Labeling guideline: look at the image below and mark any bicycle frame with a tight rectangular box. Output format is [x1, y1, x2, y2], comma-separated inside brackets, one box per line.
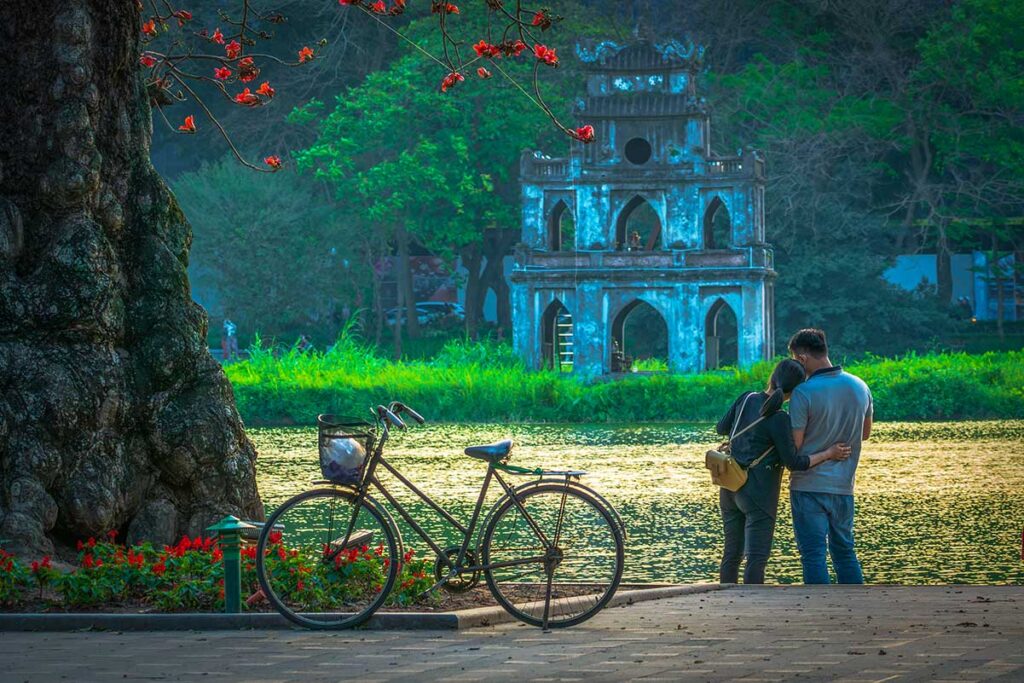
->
[337, 411, 563, 587]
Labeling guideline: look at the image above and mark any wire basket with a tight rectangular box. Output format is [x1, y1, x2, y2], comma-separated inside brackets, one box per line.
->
[317, 414, 376, 485]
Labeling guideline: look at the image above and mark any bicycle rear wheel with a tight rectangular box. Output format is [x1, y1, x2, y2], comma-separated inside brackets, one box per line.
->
[481, 483, 624, 628]
[256, 488, 399, 629]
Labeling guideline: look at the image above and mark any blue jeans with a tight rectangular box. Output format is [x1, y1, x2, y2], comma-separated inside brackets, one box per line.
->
[790, 491, 864, 584]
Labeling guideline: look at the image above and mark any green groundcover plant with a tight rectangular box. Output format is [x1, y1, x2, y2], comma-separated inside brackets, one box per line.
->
[0, 533, 434, 612]
[225, 338, 1024, 424]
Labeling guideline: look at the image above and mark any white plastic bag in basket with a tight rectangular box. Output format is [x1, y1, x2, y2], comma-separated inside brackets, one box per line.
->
[320, 436, 366, 482]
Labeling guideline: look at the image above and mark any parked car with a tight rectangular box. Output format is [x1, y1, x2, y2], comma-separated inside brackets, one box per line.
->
[384, 301, 465, 327]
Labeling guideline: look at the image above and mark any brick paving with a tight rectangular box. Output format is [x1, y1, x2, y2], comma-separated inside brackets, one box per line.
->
[1, 586, 1021, 682]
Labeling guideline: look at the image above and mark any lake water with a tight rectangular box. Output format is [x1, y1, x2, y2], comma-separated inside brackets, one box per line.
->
[251, 421, 1024, 585]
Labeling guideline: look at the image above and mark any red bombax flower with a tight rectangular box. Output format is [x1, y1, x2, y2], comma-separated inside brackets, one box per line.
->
[339, 0, 361, 5]
[432, 1, 458, 14]
[225, 40, 242, 60]
[211, 27, 225, 44]
[371, 0, 386, 12]
[238, 56, 259, 82]
[533, 44, 558, 66]
[473, 40, 500, 59]
[174, 9, 192, 26]
[298, 46, 314, 63]
[477, 66, 492, 79]
[531, 10, 550, 28]
[256, 81, 275, 98]
[264, 155, 282, 169]
[179, 115, 196, 133]
[574, 124, 595, 143]
[234, 88, 260, 106]
[141, 19, 157, 37]
[214, 66, 232, 80]
[139, 54, 157, 68]
[440, 71, 464, 93]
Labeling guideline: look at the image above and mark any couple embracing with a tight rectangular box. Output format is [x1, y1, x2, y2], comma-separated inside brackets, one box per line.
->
[715, 329, 873, 585]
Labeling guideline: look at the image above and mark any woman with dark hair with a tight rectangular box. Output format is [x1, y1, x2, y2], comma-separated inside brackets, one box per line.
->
[715, 359, 850, 584]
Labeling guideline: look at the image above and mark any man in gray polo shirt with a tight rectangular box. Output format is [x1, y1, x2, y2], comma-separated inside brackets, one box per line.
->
[787, 329, 873, 584]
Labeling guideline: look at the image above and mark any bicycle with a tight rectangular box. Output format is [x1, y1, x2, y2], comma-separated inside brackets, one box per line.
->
[255, 402, 625, 630]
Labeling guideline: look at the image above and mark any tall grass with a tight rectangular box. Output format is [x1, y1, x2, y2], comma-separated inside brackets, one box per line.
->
[225, 339, 1024, 425]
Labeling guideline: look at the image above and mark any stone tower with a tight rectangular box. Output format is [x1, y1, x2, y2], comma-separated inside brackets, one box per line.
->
[510, 39, 776, 375]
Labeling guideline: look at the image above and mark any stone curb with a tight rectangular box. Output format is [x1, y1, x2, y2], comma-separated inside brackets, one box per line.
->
[0, 583, 727, 632]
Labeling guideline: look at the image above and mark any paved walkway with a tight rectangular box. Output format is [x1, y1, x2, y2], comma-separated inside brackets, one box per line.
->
[2, 586, 1021, 682]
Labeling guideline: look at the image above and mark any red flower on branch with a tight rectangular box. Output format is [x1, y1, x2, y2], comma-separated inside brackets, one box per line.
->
[139, 54, 157, 68]
[501, 39, 527, 57]
[339, 0, 361, 5]
[533, 44, 558, 66]
[256, 81, 275, 98]
[214, 66, 232, 80]
[225, 40, 242, 60]
[211, 27, 225, 44]
[141, 19, 157, 37]
[371, 0, 386, 13]
[238, 57, 260, 82]
[573, 124, 595, 143]
[477, 66, 492, 79]
[178, 115, 197, 133]
[265, 155, 282, 170]
[298, 46, 314, 63]
[473, 40, 501, 58]
[234, 88, 260, 106]
[432, 2, 459, 14]
[440, 71, 464, 92]
[173, 10, 192, 26]
[531, 10, 552, 29]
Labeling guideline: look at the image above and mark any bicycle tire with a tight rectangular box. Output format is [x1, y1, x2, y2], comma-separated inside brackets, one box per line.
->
[481, 483, 624, 628]
[256, 487, 400, 629]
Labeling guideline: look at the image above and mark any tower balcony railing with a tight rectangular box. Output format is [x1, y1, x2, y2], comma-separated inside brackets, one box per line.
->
[521, 151, 765, 180]
[514, 246, 774, 271]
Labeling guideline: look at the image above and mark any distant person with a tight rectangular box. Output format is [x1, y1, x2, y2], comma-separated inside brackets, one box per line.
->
[222, 317, 239, 361]
[628, 230, 642, 251]
[787, 328, 873, 584]
[715, 359, 851, 584]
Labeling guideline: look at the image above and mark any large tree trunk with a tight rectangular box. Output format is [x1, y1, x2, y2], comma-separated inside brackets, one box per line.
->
[0, 1, 262, 555]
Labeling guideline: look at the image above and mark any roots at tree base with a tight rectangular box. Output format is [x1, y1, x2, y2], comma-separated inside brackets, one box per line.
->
[0, 0, 262, 554]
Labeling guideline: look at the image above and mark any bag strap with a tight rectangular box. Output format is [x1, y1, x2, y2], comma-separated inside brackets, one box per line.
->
[728, 393, 768, 443]
[747, 445, 775, 469]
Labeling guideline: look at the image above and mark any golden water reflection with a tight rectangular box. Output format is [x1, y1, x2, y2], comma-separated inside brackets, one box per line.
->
[252, 421, 1024, 585]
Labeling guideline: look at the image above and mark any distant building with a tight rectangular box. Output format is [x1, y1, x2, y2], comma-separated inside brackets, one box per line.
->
[510, 39, 775, 375]
[884, 252, 1021, 321]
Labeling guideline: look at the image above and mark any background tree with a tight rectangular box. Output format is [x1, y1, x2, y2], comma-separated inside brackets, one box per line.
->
[174, 157, 364, 343]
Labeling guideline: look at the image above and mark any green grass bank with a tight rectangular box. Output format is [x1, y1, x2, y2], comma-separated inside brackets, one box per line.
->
[224, 340, 1024, 425]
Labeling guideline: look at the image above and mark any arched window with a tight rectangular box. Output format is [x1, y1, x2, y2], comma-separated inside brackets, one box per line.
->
[611, 300, 668, 372]
[703, 197, 731, 249]
[615, 195, 662, 251]
[541, 300, 573, 372]
[547, 200, 575, 251]
[705, 299, 738, 369]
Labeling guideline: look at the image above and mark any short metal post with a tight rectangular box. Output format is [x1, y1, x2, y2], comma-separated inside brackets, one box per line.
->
[206, 515, 255, 614]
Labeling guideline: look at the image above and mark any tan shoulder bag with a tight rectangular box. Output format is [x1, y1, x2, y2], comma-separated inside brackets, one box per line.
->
[705, 393, 775, 492]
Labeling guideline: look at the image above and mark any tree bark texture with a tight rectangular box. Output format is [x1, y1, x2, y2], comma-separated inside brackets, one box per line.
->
[0, 1, 262, 555]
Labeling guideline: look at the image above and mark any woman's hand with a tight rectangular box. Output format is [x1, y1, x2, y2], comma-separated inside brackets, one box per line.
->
[826, 442, 852, 461]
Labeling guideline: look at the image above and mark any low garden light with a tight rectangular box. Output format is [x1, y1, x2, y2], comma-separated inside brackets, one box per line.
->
[206, 515, 255, 614]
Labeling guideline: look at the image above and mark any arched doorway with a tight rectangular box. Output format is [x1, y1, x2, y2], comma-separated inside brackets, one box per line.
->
[615, 196, 662, 251]
[703, 196, 731, 249]
[548, 201, 575, 252]
[611, 300, 668, 372]
[541, 300, 574, 372]
[705, 299, 738, 369]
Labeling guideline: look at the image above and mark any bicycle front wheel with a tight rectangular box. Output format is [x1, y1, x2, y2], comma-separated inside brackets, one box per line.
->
[256, 488, 399, 629]
[481, 483, 624, 628]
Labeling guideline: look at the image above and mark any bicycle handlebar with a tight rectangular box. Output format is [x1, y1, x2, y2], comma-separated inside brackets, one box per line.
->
[390, 402, 426, 425]
[376, 405, 406, 430]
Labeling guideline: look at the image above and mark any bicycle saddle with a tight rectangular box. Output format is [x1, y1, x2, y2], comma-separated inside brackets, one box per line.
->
[464, 439, 513, 463]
